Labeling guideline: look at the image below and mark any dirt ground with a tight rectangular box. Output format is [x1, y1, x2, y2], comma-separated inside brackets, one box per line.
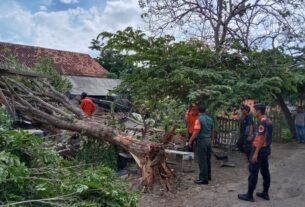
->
[138, 142, 305, 207]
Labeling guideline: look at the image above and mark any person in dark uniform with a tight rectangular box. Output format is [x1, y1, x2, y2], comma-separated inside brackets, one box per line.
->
[188, 104, 214, 185]
[238, 104, 272, 202]
[237, 104, 254, 160]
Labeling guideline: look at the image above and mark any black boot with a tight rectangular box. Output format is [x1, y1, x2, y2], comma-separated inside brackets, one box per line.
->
[256, 192, 270, 200]
[194, 179, 208, 185]
[238, 193, 254, 202]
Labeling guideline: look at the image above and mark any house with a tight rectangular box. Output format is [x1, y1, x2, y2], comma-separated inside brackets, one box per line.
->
[0, 42, 121, 98]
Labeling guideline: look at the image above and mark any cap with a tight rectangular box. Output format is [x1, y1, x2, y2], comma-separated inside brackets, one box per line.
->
[253, 103, 266, 111]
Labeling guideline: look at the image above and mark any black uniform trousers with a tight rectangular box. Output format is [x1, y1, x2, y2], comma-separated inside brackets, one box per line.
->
[196, 139, 211, 181]
[248, 147, 271, 194]
[237, 135, 252, 161]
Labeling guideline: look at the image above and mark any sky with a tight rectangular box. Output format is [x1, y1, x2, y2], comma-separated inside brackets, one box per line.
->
[0, 0, 145, 56]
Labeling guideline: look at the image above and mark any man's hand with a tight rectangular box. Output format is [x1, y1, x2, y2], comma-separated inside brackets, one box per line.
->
[188, 140, 193, 148]
[251, 153, 258, 163]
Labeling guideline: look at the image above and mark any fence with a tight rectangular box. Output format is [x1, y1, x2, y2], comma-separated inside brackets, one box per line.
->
[214, 117, 239, 149]
[214, 113, 286, 149]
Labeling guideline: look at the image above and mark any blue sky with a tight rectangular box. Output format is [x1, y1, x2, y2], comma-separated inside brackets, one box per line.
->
[0, 0, 144, 56]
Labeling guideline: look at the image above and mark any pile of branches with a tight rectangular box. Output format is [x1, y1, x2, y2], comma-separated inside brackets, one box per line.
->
[0, 66, 173, 190]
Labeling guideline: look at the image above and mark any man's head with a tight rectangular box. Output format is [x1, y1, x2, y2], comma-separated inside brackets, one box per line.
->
[240, 104, 251, 116]
[253, 103, 266, 117]
[81, 92, 88, 100]
[197, 104, 206, 114]
[190, 103, 198, 115]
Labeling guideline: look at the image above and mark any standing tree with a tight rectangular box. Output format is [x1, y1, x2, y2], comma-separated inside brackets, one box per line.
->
[237, 49, 305, 138]
[91, 27, 305, 138]
[91, 27, 240, 114]
[137, 0, 305, 137]
[139, 0, 305, 51]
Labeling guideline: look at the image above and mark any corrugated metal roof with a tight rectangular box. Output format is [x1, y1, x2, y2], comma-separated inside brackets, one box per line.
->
[67, 75, 121, 96]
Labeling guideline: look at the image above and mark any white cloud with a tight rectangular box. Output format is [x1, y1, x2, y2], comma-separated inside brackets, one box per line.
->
[40, 5, 48, 11]
[0, 0, 144, 56]
[59, 0, 79, 4]
[0, 2, 34, 43]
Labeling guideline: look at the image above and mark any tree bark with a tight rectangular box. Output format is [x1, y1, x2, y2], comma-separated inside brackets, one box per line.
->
[275, 93, 296, 138]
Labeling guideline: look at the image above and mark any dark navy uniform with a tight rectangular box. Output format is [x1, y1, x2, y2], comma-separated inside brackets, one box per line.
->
[248, 116, 271, 195]
[238, 103, 273, 202]
[237, 114, 253, 160]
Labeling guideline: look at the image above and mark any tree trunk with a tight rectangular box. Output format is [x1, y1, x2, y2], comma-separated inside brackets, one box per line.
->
[21, 108, 173, 190]
[275, 93, 296, 138]
[59, 120, 172, 188]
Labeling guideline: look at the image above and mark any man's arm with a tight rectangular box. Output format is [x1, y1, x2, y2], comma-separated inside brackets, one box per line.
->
[247, 125, 254, 141]
[252, 134, 264, 163]
[188, 130, 199, 147]
[188, 119, 200, 147]
[252, 123, 266, 163]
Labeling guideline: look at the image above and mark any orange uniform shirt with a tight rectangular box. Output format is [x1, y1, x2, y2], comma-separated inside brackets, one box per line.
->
[80, 97, 95, 117]
[186, 111, 199, 134]
[194, 119, 201, 131]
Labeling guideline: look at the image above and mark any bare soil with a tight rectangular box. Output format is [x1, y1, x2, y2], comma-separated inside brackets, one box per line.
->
[138, 142, 305, 207]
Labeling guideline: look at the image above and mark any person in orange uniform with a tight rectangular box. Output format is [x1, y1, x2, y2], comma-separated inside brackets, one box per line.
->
[238, 104, 272, 202]
[80, 92, 96, 117]
[185, 104, 199, 151]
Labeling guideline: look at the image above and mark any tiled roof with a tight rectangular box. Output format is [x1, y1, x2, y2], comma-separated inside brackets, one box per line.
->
[0, 42, 107, 77]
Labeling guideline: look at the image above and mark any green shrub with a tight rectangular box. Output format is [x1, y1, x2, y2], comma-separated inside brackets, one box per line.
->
[76, 139, 118, 169]
[0, 107, 11, 130]
[0, 109, 138, 207]
[281, 127, 293, 142]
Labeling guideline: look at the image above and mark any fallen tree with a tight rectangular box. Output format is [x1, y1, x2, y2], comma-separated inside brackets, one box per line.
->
[0, 66, 173, 190]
